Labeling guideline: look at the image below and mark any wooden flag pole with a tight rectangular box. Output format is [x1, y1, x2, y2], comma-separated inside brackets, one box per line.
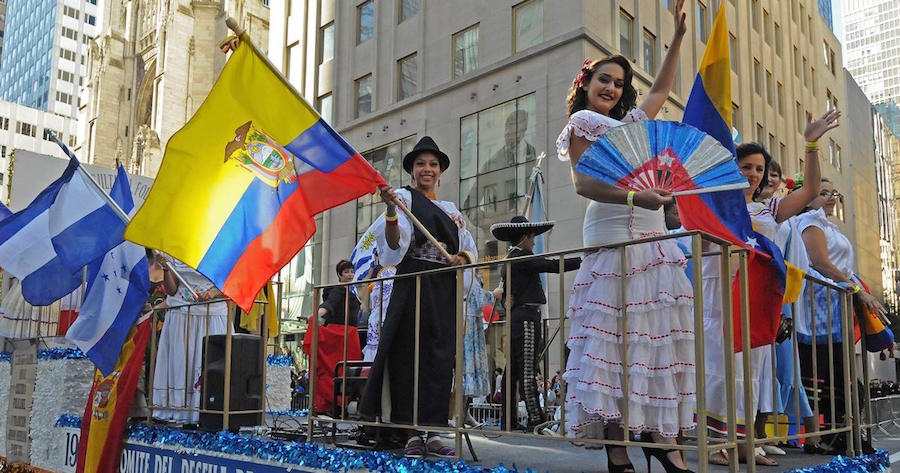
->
[394, 199, 456, 263]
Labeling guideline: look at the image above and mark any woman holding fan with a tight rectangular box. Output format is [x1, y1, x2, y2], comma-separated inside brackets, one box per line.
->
[557, 1, 694, 472]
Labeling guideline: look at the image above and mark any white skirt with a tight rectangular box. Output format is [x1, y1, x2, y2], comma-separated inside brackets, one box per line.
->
[151, 306, 227, 423]
[563, 239, 696, 438]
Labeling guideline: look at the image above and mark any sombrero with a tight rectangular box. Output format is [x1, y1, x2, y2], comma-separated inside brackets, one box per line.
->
[490, 216, 555, 242]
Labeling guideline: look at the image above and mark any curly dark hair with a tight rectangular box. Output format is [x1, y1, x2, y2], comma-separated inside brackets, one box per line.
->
[565, 55, 637, 120]
[736, 142, 773, 200]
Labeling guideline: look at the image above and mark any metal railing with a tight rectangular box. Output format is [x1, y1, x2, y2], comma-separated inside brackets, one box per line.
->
[301, 230, 871, 473]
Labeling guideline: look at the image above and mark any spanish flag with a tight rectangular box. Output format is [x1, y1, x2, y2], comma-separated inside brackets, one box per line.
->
[75, 314, 151, 473]
[678, 5, 793, 352]
[125, 31, 385, 310]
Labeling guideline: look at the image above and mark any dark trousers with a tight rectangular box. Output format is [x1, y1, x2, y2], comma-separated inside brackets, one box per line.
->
[500, 305, 545, 429]
[798, 341, 847, 431]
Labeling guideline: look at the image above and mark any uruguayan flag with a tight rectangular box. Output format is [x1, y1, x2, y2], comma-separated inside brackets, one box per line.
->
[65, 165, 149, 375]
[0, 156, 126, 305]
[350, 214, 384, 292]
[529, 166, 548, 289]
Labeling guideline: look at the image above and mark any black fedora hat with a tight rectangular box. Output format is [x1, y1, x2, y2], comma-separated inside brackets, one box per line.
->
[402, 136, 450, 173]
[490, 216, 555, 242]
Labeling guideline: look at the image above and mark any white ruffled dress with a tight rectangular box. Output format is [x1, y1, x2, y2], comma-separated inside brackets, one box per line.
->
[558, 109, 696, 438]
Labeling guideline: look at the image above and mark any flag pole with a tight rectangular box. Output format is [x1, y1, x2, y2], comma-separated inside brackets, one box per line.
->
[49, 135, 201, 299]
[522, 153, 546, 219]
[224, 18, 457, 264]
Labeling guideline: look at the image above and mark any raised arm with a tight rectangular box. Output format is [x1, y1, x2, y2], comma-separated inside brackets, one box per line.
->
[638, 0, 686, 119]
[775, 110, 840, 222]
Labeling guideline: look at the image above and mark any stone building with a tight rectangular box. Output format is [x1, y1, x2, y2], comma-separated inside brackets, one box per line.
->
[75, 0, 269, 176]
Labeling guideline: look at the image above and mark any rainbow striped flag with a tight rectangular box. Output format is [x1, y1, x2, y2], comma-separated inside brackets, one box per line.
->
[125, 34, 385, 310]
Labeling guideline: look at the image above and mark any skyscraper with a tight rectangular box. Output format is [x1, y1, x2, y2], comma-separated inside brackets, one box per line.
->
[0, 0, 97, 118]
[844, 0, 900, 132]
[818, 0, 835, 31]
[0, 0, 8, 67]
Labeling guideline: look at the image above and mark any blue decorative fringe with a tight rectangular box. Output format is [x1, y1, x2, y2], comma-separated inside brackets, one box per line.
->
[266, 354, 292, 366]
[784, 449, 889, 473]
[37, 347, 86, 360]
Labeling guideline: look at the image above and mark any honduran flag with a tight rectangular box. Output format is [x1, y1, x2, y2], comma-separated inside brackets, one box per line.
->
[0, 155, 126, 305]
[124, 33, 386, 310]
[677, 4, 787, 352]
[66, 165, 150, 375]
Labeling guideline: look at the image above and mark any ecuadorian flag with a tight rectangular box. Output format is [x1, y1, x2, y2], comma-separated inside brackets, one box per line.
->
[125, 34, 385, 310]
[678, 5, 795, 352]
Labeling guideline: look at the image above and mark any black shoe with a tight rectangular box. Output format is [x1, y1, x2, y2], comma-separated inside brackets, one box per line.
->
[640, 432, 693, 473]
[803, 442, 836, 455]
[606, 446, 636, 473]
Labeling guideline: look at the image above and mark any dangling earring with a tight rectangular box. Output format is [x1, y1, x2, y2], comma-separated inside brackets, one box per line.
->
[438, 178, 442, 188]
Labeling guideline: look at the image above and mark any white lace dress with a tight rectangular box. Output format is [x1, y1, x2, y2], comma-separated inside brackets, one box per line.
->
[558, 109, 696, 438]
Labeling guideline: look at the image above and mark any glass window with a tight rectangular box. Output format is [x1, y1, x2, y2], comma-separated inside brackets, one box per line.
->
[357, 136, 418, 239]
[729, 33, 737, 71]
[453, 25, 479, 78]
[751, 0, 760, 31]
[796, 101, 804, 130]
[357, 1, 374, 44]
[276, 214, 323, 333]
[316, 93, 333, 124]
[732, 102, 740, 134]
[800, 4, 806, 34]
[619, 9, 633, 58]
[756, 123, 764, 144]
[397, 53, 417, 100]
[513, 0, 543, 53]
[763, 10, 771, 44]
[793, 47, 800, 76]
[775, 23, 782, 55]
[830, 49, 836, 74]
[399, 0, 420, 23]
[662, 0, 673, 12]
[320, 22, 334, 64]
[459, 94, 537, 283]
[355, 74, 373, 118]
[823, 42, 830, 70]
[642, 29, 657, 75]
[753, 59, 762, 95]
[777, 81, 784, 115]
[766, 70, 773, 105]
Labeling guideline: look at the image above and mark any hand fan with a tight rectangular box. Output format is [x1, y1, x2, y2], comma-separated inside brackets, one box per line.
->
[576, 120, 748, 196]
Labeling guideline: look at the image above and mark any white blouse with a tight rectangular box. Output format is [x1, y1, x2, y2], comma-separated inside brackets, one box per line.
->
[375, 188, 479, 268]
[556, 108, 664, 247]
[797, 208, 854, 277]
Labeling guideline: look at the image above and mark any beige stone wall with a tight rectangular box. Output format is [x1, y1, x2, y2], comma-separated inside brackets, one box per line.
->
[77, 0, 269, 177]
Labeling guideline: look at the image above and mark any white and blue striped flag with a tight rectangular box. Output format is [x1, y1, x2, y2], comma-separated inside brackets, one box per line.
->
[65, 165, 150, 375]
[350, 214, 384, 293]
[528, 166, 548, 289]
[0, 156, 126, 305]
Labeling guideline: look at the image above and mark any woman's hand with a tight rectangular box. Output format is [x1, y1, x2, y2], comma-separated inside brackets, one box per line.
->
[804, 109, 841, 142]
[857, 291, 887, 317]
[632, 189, 673, 211]
[379, 185, 398, 210]
[672, 0, 687, 40]
[449, 254, 468, 266]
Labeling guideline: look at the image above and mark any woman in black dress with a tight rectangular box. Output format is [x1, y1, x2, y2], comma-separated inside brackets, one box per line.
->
[358, 136, 477, 459]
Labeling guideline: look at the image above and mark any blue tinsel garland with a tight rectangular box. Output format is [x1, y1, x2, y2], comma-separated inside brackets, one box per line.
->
[0, 352, 10, 363]
[266, 354, 292, 366]
[52, 412, 890, 473]
[784, 449, 889, 473]
[37, 347, 86, 360]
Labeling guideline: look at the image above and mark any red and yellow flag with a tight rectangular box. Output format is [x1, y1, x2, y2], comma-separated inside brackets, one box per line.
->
[75, 315, 151, 473]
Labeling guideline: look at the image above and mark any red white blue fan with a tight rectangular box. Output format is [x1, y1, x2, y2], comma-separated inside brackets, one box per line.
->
[576, 120, 748, 196]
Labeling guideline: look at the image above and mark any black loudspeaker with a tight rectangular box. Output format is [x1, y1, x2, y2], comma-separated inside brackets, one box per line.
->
[199, 334, 263, 431]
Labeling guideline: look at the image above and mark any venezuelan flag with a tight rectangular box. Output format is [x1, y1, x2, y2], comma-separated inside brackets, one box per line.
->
[125, 33, 385, 310]
[678, 4, 789, 352]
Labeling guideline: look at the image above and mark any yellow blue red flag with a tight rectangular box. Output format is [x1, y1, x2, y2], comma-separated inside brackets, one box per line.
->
[678, 4, 789, 353]
[124, 34, 385, 310]
[75, 314, 151, 473]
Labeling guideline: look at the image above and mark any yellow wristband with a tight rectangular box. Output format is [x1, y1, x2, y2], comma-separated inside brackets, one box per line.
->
[853, 285, 862, 294]
[385, 213, 398, 222]
[805, 140, 819, 149]
[626, 190, 636, 207]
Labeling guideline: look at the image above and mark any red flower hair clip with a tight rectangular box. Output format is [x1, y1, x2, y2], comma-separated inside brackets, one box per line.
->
[572, 58, 593, 88]
[784, 178, 796, 190]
